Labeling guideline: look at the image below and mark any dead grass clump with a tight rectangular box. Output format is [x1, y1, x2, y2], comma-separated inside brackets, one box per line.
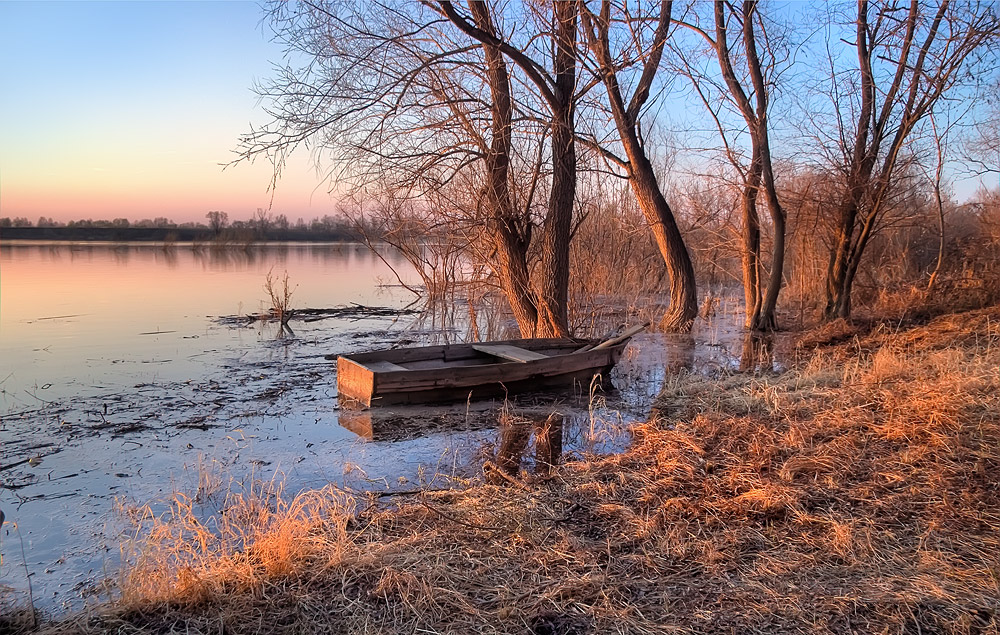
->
[118, 481, 352, 608]
[263, 268, 296, 327]
[873, 269, 1000, 322]
[0, 604, 38, 635]
[637, 306, 1000, 628]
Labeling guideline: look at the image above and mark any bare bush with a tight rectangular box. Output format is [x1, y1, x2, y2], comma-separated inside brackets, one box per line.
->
[264, 268, 295, 327]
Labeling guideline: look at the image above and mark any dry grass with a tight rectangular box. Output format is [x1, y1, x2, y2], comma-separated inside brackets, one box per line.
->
[1, 604, 38, 635]
[116, 481, 353, 608]
[43, 307, 1000, 634]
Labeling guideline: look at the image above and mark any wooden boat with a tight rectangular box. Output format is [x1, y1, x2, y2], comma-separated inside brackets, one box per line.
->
[333, 327, 643, 408]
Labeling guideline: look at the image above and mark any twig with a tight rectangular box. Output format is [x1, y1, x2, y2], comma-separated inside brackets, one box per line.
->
[14, 522, 37, 629]
[419, 498, 499, 533]
[374, 487, 456, 498]
[0, 458, 31, 473]
[481, 461, 530, 490]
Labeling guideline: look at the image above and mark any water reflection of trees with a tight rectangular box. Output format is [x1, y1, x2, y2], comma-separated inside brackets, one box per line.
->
[492, 413, 564, 479]
[194, 245, 258, 270]
[488, 406, 631, 480]
[157, 243, 179, 268]
[110, 243, 132, 266]
[739, 332, 775, 374]
[409, 288, 521, 345]
[667, 334, 696, 374]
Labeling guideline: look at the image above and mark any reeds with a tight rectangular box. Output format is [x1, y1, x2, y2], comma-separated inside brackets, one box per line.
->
[45, 306, 1000, 634]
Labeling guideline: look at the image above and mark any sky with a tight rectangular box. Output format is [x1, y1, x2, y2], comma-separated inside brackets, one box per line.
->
[0, 1, 993, 227]
[0, 0, 330, 225]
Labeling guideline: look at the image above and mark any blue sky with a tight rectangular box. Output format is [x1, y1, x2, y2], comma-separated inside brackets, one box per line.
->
[0, 1, 329, 224]
[0, 1, 993, 226]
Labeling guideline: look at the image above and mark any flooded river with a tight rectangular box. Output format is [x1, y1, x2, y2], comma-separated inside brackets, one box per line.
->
[0, 241, 772, 617]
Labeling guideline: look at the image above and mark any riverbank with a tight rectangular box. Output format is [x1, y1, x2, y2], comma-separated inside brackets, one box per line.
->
[18, 305, 999, 634]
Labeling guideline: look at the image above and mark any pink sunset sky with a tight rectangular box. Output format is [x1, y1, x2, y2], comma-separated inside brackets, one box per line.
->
[0, 1, 334, 226]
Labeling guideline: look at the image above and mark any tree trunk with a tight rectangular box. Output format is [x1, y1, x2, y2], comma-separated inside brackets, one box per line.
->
[825, 195, 858, 320]
[469, 0, 538, 337]
[703, 0, 787, 332]
[580, 0, 698, 332]
[492, 220, 538, 336]
[754, 200, 784, 330]
[754, 133, 786, 331]
[740, 157, 763, 329]
[626, 150, 699, 332]
[534, 1, 576, 338]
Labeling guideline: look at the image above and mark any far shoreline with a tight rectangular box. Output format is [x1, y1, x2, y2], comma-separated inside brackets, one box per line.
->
[0, 226, 362, 243]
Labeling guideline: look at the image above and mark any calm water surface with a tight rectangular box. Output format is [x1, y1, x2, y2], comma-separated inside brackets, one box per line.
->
[1, 241, 412, 409]
[0, 242, 439, 613]
[1, 242, 662, 616]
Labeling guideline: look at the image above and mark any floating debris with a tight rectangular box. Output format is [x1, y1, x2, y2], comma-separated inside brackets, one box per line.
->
[216, 304, 421, 326]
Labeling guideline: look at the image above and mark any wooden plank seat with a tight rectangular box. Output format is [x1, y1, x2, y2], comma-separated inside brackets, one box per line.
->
[472, 343, 550, 363]
[363, 360, 408, 372]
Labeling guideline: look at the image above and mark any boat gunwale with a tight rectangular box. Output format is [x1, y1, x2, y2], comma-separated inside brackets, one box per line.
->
[336, 337, 594, 369]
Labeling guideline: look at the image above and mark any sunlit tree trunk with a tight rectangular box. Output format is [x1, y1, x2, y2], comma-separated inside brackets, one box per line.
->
[740, 156, 763, 329]
[580, 0, 698, 332]
[618, 126, 699, 332]
[469, 1, 539, 336]
[534, 1, 577, 338]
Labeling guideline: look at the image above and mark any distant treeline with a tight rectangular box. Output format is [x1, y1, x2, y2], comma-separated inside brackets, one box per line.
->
[0, 212, 366, 242]
[0, 225, 361, 242]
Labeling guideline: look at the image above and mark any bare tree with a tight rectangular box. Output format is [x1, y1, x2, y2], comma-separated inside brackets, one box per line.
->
[430, 0, 580, 337]
[815, 0, 999, 319]
[924, 111, 962, 292]
[205, 210, 229, 236]
[675, 0, 791, 331]
[252, 207, 271, 237]
[235, 1, 572, 337]
[578, 0, 699, 332]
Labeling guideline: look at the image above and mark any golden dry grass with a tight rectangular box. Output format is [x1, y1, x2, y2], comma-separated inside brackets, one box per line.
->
[44, 307, 1000, 634]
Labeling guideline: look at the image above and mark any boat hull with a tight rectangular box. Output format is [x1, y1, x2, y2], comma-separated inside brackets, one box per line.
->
[335, 338, 627, 407]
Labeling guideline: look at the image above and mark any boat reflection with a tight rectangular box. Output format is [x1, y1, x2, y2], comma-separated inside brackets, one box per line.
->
[337, 403, 498, 442]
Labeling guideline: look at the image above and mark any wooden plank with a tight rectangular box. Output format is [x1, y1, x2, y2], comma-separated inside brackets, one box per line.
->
[593, 322, 649, 350]
[337, 357, 375, 407]
[472, 344, 550, 363]
[363, 360, 408, 373]
[376, 349, 609, 393]
[327, 338, 583, 363]
[369, 366, 618, 406]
